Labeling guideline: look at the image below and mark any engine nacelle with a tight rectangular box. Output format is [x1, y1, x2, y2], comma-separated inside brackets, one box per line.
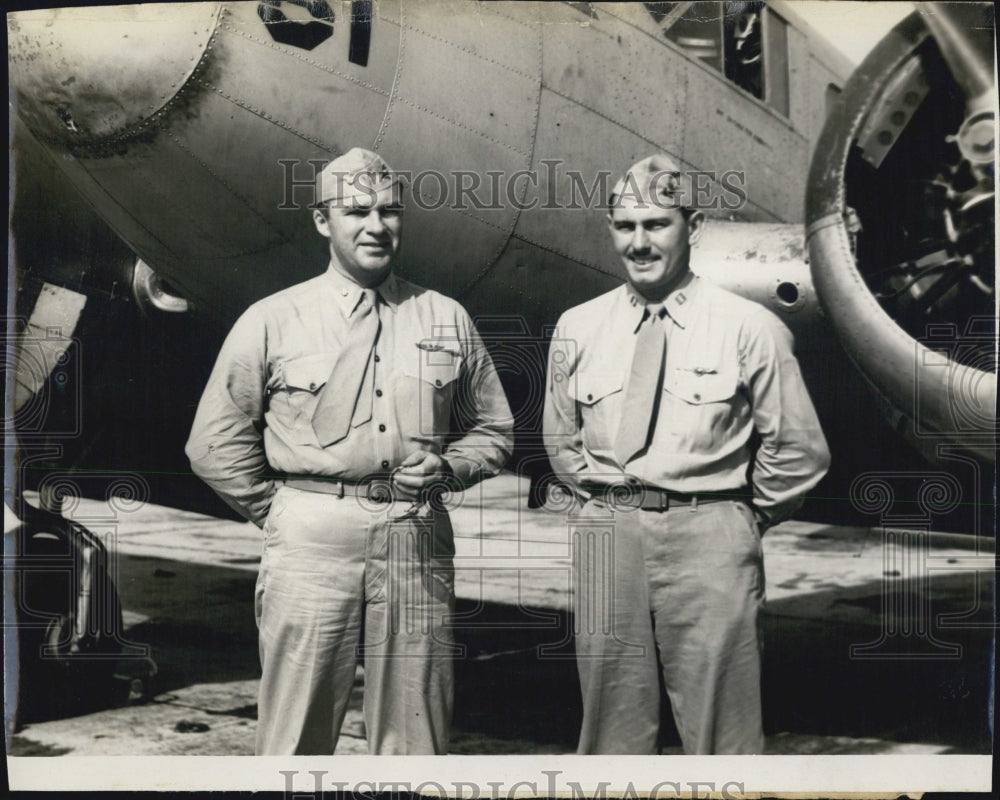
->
[806, 6, 996, 464]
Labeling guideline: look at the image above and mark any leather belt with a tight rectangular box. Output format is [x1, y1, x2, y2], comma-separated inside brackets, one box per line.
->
[280, 476, 395, 502]
[585, 482, 749, 512]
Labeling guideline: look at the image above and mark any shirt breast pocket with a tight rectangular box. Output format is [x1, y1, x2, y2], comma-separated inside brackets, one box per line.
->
[269, 353, 336, 442]
[568, 370, 624, 454]
[399, 353, 462, 437]
[662, 367, 739, 447]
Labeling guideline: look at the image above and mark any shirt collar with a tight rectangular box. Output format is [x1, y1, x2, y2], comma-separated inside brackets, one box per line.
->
[622, 284, 648, 334]
[662, 271, 699, 329]
[323, 263, 400, 316]
[622, 271, 699, 332]
[376, 273, 401, 312]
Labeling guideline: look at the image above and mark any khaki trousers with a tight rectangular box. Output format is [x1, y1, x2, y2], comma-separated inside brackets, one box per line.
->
[573, 498, 765, 754]
[254, 486, 455, 754]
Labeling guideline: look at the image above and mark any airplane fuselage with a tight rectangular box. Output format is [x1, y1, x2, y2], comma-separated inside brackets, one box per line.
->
[8, 1, 850, 332]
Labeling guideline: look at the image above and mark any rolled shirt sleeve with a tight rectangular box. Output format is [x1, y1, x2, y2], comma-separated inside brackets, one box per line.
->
[185, 308, 276, 528]
[543, 317, 590, 498]
[442, 311, 514, 486]
[740, 310, 831, 525]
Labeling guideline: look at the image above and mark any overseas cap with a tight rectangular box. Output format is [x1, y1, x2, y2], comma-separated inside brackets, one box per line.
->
[609, 153, 693, 210]
[315, 147, 405, 206]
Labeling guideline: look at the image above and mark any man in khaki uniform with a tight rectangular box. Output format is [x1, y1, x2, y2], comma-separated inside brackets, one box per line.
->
[544, 154, 830, 754]
[187, 148, 513, 754]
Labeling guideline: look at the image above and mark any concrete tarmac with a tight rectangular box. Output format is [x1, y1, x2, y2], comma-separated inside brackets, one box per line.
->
[5, 473, 994, 756]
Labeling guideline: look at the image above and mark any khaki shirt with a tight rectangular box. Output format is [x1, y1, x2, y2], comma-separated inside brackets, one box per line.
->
[186, 266, 514, 527]
[543, 274, 830, 524]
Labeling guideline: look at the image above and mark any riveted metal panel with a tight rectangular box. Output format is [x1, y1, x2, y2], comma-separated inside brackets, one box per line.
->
[7, 3, 220, 146]
[514, 87, 697, 278]
[379, 98, 533, 295]
[147, 89, 331, 249]
[802, 38, 850, 150]
[786, 19, 817, 147]
[375, 0, 543, 297]
[63, 109, 294, 260]
[379, 0, 543, 79]
[681, 53, 806, 222]
[540, 4, 687, 157]
[214, 1, 399, 149]
[457, 234, 621, 332]
[380, 0, 540, 158]
[49, 87, 348, 309]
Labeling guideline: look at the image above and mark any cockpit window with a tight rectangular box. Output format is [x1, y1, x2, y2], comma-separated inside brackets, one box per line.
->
[725, 5, 762, 97]
[647, 1, 726, 73]
[644, 1, 789, 115]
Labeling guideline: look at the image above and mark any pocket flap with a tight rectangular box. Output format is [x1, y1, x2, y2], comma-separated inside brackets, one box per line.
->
[567, 370, 624, 406]
[280, 354, 336, 393]
[664, 367, 737, 404]
[403, 350, 462, 388]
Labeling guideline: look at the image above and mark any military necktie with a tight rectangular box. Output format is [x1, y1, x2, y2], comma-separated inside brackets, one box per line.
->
[613, 304, 666, 466]
[312, 288, 380, 446]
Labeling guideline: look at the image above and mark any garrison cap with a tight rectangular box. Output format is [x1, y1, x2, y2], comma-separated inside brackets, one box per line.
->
[316, 147, 405, 206]
[609, 153, 693, 210]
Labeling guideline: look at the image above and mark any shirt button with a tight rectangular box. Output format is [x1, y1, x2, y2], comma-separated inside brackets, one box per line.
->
[381, 460, 389, 469]
[587, 393, 593, 401]
[374, 354, 381, 363]
[435, 379, 442, 387]
[375, 389, 383, 397]
[378, 424, 386, 432]
[309, 382, 316, 391]
[693, 393, 701, 401]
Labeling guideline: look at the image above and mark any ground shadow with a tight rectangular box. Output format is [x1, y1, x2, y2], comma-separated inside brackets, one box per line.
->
[761, 570, 993, 753]
[11, 551, 992, 754]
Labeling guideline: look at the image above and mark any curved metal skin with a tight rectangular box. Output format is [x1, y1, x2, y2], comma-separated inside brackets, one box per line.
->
[132, 260, 191, 315]
[6, 0, 846, 511]
[692, 221, 817, 321]
[7, 1, 847, 338]
[10, 0, 992, 522]
[806, 10, 996, 464]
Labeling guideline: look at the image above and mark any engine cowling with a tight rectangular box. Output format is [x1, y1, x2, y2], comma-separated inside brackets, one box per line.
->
[806, 6, 996, 464]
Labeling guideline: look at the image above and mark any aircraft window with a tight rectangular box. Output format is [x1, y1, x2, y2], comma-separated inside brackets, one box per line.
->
[653, 1, 725, 73]
[257, 0, 335, 51]
[349, 0, 372, 66]
[645, 2, 789, 116]
[724, 6, 763, 99]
